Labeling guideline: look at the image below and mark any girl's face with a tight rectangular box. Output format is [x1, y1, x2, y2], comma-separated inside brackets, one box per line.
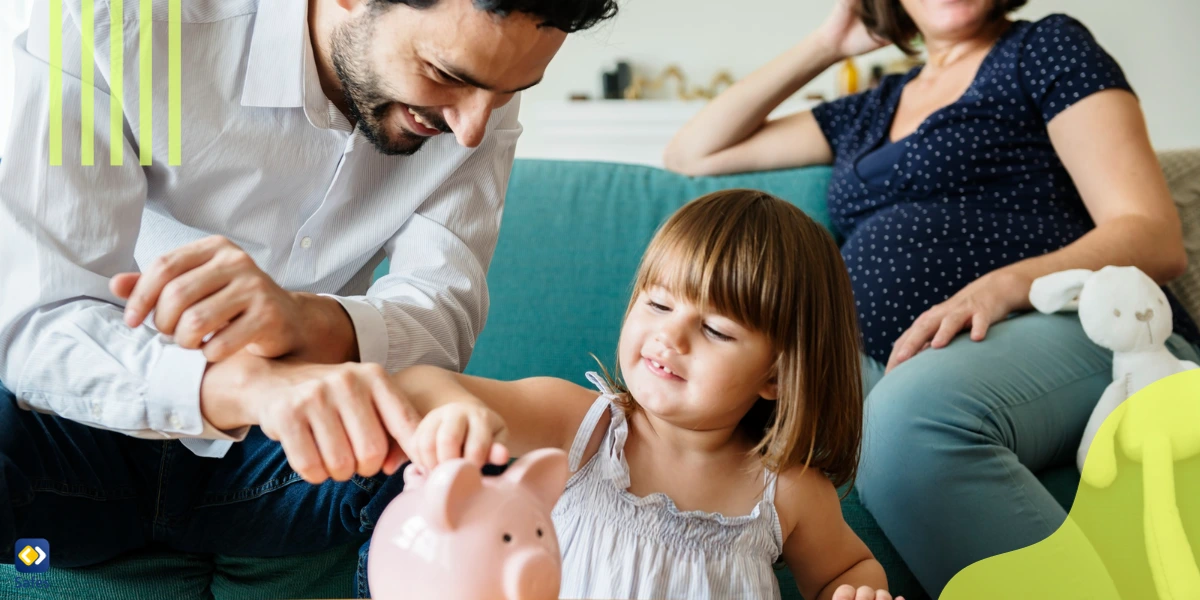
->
[898, 0, 996, 42]
[618, 285, 779, 430]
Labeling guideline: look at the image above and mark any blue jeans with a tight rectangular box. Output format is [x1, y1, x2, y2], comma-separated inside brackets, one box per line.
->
[855, 312, 1200, 597]
[0, 384, 408, 598]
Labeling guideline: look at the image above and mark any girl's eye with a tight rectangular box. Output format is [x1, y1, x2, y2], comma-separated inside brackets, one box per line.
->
[704, 324, 733, 342]
[646, 300, 669, 312]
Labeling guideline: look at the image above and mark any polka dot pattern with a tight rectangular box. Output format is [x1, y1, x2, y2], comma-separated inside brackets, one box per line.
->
[812, 14, 1199, 363]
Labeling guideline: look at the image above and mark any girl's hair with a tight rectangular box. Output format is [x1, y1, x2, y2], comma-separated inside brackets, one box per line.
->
[856, 0, 1027, 55]
[599, 189, 863, 489]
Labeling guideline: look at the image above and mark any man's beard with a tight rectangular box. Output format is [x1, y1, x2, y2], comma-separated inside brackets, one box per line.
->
[330, 15, 451, 156]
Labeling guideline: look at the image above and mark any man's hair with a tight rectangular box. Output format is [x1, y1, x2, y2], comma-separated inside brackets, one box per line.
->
[378, 0, 618, 33]
[857, 0, 1027, 55]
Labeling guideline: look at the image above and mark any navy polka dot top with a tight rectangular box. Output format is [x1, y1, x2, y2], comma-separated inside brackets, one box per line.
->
[813, 13, 1200, 363]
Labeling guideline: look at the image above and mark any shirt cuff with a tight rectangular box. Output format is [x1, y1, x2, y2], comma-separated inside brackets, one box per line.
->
[324, 294, 389, 367]
[146, 343, 250, 458]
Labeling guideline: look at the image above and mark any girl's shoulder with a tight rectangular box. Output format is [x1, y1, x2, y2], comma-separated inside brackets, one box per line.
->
[772, 463, 841, 542]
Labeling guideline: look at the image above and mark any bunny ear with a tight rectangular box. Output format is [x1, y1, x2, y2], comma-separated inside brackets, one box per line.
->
[422, 459, 482, 531]
[1030, 269, 1094, 314]
[503, 448, 569, 511]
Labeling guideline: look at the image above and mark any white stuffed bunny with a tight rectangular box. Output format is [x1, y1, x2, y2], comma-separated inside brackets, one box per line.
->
[1029, 265, 1200, 472]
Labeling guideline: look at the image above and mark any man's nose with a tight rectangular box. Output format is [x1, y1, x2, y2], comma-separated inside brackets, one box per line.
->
[448, 92, 496, 149]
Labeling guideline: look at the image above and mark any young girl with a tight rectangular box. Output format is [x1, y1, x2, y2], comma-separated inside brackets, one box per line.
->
[394, 190, 901, 600]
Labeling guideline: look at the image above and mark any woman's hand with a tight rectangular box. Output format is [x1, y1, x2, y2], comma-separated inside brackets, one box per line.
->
[832, 584, 903, 600]
[886, 270, 1034, 373]
[817, 0, 889, 60]
[410, 402, 510, 474]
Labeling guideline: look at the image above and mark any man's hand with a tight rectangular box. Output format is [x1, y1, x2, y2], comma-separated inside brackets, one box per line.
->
[111, 235, 354, 363]
[203, 356, 421, 484]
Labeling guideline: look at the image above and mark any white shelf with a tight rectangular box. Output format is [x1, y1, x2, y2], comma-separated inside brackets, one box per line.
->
[514, 98, 818, 168]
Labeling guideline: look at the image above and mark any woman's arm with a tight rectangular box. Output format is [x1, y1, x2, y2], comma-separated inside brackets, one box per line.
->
[779, 468, 896, 600]
[1009, 89, 1186, 284]
[662, 0, 886, 177]
[394, 366, 595, 461]
[886, 89, 1187, 371]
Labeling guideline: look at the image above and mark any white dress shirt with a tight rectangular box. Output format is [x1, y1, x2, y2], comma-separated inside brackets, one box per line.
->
[0, 0, 520, 458]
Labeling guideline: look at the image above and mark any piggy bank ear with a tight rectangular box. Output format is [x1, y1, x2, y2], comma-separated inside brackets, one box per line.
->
[1030, 269, 1094, 314]
[503, 448, 569, 511]
[422, 459, 483, 531]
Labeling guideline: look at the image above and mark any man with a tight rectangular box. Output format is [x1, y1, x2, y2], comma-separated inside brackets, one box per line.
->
[0, 0, 616, 594]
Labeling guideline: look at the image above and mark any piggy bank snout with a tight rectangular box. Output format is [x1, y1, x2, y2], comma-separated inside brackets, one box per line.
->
[503, 547, 561, 600]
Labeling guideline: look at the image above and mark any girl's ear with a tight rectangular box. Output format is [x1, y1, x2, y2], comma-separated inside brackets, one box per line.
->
[759, 364, 780, 401]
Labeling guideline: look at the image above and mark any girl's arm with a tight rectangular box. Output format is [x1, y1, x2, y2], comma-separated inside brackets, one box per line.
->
[393, 365, 596, 461]
[779, 468, 898, 600]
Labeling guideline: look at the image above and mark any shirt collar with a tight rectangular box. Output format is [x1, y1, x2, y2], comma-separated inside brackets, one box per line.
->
[240, 0, 307, 108]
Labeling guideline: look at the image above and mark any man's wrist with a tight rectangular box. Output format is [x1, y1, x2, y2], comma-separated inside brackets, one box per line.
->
[294, 292, 360, 363]
[199, 353, 270, 431]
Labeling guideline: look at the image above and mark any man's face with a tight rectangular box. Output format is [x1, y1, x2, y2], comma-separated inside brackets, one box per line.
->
[331, 0, 566, 155]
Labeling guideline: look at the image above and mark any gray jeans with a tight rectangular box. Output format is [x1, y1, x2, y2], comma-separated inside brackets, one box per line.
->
[854, 311, 1200, 596]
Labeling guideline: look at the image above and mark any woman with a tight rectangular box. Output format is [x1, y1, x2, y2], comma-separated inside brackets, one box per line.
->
[665, 0, 1199, 595]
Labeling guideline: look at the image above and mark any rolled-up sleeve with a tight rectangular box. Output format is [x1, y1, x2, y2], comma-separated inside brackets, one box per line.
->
[0, 3, 247, 457]
[334, 98, 521, 373]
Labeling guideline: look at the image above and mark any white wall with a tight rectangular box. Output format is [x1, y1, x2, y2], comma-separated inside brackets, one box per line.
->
[525, 0, 1200, 150]
[2, 0, 1197, 150]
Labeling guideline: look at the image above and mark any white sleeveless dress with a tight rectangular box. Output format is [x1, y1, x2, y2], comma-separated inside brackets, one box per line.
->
[551, 372, 785, 600]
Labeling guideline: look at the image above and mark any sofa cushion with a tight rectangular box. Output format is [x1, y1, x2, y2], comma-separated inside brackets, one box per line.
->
[1161, 149, 1200, 320]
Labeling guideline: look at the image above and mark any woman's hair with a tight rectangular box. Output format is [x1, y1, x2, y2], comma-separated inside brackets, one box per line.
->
[856, 0, 1027, 55]
[599, 189, 863, 489]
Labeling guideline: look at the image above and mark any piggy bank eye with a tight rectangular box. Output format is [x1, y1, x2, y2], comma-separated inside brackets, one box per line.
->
[536, 528, 544, 538]
[503, 533, 512, 543]
[1113, 309, 1121, 317]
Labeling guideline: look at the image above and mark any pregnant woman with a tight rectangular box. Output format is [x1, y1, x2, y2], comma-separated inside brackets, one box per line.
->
[664, 0, 1200, 595]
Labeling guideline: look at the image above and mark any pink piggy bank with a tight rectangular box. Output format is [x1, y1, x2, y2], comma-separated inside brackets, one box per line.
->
[366, 448, 569, 600]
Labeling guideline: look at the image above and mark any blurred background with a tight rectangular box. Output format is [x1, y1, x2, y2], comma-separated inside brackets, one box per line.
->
[2, 0, 1197, 163]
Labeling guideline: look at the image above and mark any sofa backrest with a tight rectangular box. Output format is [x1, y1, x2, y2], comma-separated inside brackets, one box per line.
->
[1162, 149, 1200, 320]
[376, 151, 1200, 384]
[464, 160, 834, 385]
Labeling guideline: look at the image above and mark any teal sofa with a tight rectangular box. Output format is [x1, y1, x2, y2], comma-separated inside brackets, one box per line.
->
[1, 159, 1082, 599]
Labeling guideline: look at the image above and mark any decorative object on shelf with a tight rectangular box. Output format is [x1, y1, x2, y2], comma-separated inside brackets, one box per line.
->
[835, 58, 860, 97]
[868, 64, 884, 89]
[602, 61, 633, 100]
[622, 65, 736, 101]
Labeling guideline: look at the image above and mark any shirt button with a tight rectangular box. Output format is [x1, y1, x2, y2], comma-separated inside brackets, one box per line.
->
[91, 403, 102, 417]
[169, 414, 183, 429]
[300, 237, 313, 249]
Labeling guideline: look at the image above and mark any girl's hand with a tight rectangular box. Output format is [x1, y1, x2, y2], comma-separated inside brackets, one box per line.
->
[886, 270, 1034, 373]
[411, 403, 510, 473]
[832, 585, 903, 600]
[817, 0, 889, 61]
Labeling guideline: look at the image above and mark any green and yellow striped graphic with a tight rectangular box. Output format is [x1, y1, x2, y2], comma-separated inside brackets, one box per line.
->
[48, 0, 181, 167]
